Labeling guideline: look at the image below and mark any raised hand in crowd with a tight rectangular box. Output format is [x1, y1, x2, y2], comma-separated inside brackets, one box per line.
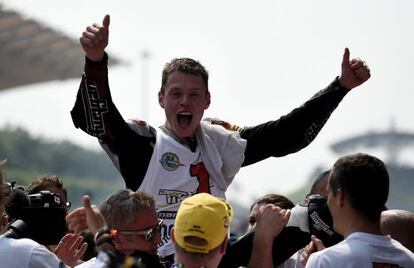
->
[54, 233, 88, 267]
[299, 235, 325, 266]
[247, 204, 290, 268]
[66, 195, 105, 235]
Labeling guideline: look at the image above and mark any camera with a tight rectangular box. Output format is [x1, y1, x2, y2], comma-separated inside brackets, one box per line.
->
[2, 189, 67, 245]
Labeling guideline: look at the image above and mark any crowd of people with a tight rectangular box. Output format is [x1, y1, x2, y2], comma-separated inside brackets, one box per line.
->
[1, 153, 413, 267]
[1, 14, 413, 268]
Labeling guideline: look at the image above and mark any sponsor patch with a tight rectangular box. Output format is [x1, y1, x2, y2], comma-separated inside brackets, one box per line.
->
[159, 189, 189, 204]
[160, 152, 185, 171]
[132, 118, 147, 126]
[204, 118, 242, 132]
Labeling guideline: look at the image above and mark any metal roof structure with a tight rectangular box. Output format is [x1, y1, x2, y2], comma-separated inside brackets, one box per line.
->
[330, 124, 414, 165]
[0, 5, 120, 92]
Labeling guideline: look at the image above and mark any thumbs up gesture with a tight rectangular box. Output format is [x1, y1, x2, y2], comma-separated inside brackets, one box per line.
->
[66, 195, 106, 235]
[80, 15, 110, 62]
[339, 48, 371, 90]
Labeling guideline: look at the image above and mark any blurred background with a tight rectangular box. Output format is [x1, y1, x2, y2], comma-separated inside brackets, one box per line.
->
[1, 0, 413, 233]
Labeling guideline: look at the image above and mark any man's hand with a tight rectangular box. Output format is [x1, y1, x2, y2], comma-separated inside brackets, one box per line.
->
[300, 235, 325, 266]
[255, 204, 291, 241]
[339, 47, 371, 90]
[66, 195, 106, 235]
[54, 233, 88, 267]
[247, 204, 291, 268]
[80, 15, 110, 62]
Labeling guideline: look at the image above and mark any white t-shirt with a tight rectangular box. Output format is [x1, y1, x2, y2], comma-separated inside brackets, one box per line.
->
[75, 257, 96, 268]
[0, 237, 65, 268]
[277, 251, 304, 268]
[75, 252, 118, 268]
[306, 232, 414, 268]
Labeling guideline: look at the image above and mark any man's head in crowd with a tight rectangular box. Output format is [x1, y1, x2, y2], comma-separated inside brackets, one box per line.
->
[381, 209, 414, 252]
[100, 189, 161, 256]
[327, 153, 389, 235]
[0, 160, 10, 231]
[27, 175, 70, 211]
[248, 193, 294, 230]
[308, 170, 331, 197]
[0, 161, 9, 221]
[171, 193, 233, 268]
[0, 160, 9, 208]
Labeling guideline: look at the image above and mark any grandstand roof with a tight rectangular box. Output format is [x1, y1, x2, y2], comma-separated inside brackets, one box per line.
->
[0, 5, 120, 92]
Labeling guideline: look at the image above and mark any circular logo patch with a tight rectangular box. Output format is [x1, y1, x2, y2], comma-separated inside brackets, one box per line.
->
[160, 152, 185, 171]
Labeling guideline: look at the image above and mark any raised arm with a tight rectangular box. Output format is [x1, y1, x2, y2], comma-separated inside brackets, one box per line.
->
[241, 48, 371, 166]
[71, 16, 156, 191]
[247, 204, 290, 268]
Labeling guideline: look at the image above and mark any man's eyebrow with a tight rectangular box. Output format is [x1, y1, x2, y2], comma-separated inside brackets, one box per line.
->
[168, 87, 203, 91]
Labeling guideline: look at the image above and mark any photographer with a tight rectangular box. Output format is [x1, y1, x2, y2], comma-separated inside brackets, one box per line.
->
[0, 160, 65, 267]
[4, 183, 87, 267]
[26, 175, 89, 266]
[4, 188, 67, 243]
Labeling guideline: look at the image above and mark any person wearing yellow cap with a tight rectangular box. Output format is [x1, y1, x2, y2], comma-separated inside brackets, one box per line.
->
[170, 193, 233, 268]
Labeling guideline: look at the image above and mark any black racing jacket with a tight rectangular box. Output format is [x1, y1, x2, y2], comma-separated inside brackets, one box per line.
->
[71, 53, 349, 191]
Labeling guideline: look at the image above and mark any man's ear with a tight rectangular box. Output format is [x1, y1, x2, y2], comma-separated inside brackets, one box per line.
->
[158, 90, 165, 108]
[219, 236, 228, 254]
[337, 189, 345, 207]
[205, 92, 211, 109]
[170, 227, 176, 243]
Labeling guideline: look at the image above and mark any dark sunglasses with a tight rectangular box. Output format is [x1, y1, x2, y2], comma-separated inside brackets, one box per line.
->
[113, 219, 163, 241]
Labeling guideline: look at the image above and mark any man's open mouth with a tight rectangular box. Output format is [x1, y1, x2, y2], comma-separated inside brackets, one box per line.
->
[177, 112, 192, 127]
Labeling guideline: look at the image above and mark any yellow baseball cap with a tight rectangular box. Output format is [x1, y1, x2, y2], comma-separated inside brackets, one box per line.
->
[174, 193, 233, 253]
